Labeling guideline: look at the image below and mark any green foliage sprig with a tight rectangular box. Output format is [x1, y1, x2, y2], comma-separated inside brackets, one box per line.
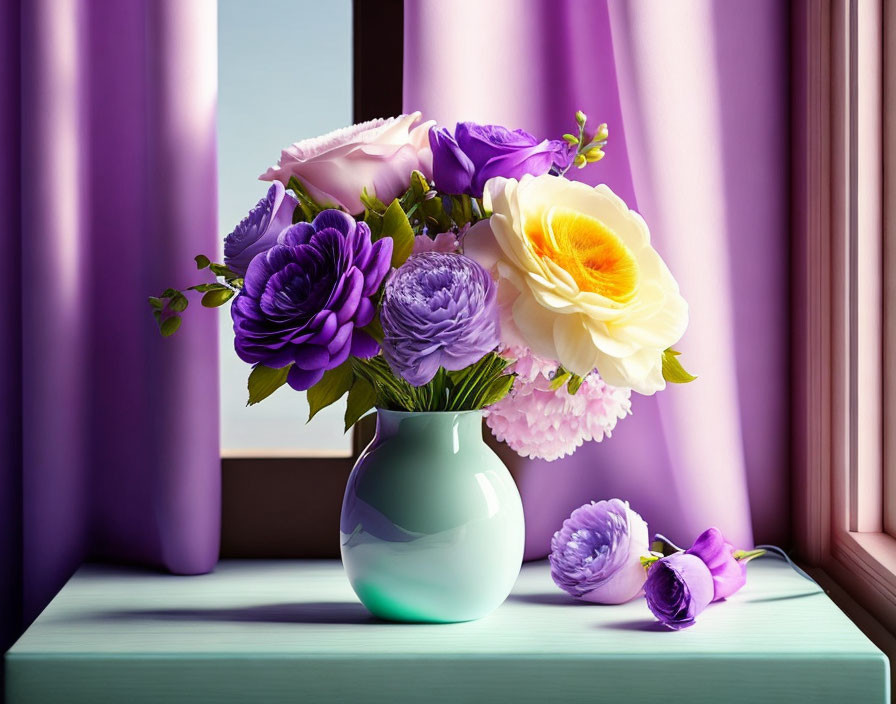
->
[148, 254, 243, 336]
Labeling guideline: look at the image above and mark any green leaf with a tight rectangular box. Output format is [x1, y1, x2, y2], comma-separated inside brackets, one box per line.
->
[160, 288, 179, 299]
[288, 176, 330, 221]
[307, 362, 354, 422]
[567, 373, 584, 395]
[195, 254, 211, 270]
[364, 209, 384, 239]
[345, 376, 377, 431]
[201, 288, 235, 307]
[247, 364, 291, 406]
[479, 373, 514, 407]
[148, 296, 164, 309]
[661, 348, 697, 384]
[408, 170, 430, 200]
[379, 198, 415, 267]
[187, 282, 228, 293]
[209, 263, 239, 279]
[168, 292, 189, 312]
[549, 368, 572, 391]
[159, 315, 181, 337]
[360, 187, 388, 214]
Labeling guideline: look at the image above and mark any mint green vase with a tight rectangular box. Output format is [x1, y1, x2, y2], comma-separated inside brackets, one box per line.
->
[340, 409, 525, 623]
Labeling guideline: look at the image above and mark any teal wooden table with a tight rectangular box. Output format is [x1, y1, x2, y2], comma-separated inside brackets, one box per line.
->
[5, 559, 889, 703]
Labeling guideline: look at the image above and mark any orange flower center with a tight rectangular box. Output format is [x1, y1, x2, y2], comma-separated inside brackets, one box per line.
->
[524, 207, 638, 303]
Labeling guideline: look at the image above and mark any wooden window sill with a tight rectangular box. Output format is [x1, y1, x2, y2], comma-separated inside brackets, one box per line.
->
[5, 560, 889, 703]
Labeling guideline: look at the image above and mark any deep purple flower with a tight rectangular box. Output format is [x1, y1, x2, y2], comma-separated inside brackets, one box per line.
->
[644, 553, 714, 630]
[549, 499, 650, 604]
[686, 527, 747, 602]
[231, 209, 392, 390]
[380, 252, 499, 386]
[429, 122, 569, 196]
[224, 181, 298, 275]
[428, 127, 475, 195]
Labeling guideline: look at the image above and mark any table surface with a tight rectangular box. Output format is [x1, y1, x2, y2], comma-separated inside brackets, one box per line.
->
[5, 559, 889, 704]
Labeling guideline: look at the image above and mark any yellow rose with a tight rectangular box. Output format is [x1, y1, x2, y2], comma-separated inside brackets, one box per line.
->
[464, 175, 688, 395]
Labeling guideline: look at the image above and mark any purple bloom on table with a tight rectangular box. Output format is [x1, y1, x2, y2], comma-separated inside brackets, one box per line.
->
[644, 552, 714, 630]
[686, 527, 748, 602]
[224, 181, 298, 275]
[231, 209, 392, 391]
[429, 122, 569, 196]
[549, 499, 649, 604]
[380, 252, 500, 386]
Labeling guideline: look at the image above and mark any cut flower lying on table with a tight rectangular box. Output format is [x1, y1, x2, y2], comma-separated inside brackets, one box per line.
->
[150, 110, 695, 461]
[550, 499, 766, 629]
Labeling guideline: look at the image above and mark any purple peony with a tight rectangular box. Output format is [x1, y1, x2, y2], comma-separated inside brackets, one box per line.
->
[231, 209, 392, 390]
[380, 252, 500, 386]
[549, 499, 650, 604]
[686, 527, 748, 602]
[224, 181, 298, 275]
[644, 552, 715, 630]
[429, 122, 569, 196]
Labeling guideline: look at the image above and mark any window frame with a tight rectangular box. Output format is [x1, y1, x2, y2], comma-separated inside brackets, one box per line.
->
[794, 0, 896, 632]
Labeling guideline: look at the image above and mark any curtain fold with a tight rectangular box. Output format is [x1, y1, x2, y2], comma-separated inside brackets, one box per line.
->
[1, 0, 220, 653]
[404, 0, 789, 558]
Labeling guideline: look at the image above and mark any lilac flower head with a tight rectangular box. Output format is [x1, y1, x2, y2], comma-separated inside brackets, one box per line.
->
[231, 209, 392, 390]
[224, 181, 298, 275]
[429, 122, 568, 196]
[549, 499, 650, 604]
[380, 252, 500, 386]
[686, 527, 748, 602]
[644, 552, 715, 630]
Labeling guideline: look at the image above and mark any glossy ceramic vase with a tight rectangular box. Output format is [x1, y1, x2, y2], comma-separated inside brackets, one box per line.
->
[340, 409, 525, 623]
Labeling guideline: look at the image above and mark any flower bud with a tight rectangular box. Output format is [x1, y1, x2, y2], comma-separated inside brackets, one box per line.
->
[575, 110, 587, 126]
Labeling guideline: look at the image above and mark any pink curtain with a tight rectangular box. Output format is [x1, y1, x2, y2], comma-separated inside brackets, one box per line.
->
[404, 0, 789, 557]
[1, 0, 220, 653]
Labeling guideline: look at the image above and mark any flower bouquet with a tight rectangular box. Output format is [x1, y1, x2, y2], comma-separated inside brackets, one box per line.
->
[151, 110, 693, 622]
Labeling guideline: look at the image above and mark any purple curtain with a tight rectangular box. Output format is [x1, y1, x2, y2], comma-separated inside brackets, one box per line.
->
[1, 0, 220, 653]
[405, 0, 789, 558]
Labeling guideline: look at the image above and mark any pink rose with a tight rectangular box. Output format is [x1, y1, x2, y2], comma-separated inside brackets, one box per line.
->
[260, 112, 434, 215]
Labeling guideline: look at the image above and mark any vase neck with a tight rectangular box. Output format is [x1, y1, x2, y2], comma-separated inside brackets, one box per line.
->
[374, 410, 484, 450]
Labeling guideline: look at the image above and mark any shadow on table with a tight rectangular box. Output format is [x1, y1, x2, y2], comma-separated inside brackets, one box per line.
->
[90, 601, 377, 625]
[505, 593, 593, 606]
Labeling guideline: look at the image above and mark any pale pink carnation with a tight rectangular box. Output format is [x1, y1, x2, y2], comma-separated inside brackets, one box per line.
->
[484, 348, 632, 461]
[412, 231, 460, 255]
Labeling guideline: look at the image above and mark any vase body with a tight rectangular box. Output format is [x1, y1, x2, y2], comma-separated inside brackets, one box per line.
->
[340, 409, 525, 623]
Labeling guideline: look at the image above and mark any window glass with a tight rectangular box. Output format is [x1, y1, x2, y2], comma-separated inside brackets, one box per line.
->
[218, 0, 353, 455]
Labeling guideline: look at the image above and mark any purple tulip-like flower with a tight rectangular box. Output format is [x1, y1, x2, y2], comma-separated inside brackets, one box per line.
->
[231, 209, 392, 391]
[224, 181, 298, 275]
[380, 252, 500, 386]
[644, 552, 715, 630]
[429, 122, 569, 196]
[686, 527, 748, 602]
[549, 499, 650, 604]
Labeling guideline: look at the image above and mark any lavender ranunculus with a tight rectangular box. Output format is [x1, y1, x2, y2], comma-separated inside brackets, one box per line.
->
[231, 210, 392, 390]
[549, 499, 650, 604]
[644, 552, 715, 630]
[224, 181, 298, 275]
[429, 122, 569, 196]
[380, 253, 500, 386]
[686, 527, 747, 602]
